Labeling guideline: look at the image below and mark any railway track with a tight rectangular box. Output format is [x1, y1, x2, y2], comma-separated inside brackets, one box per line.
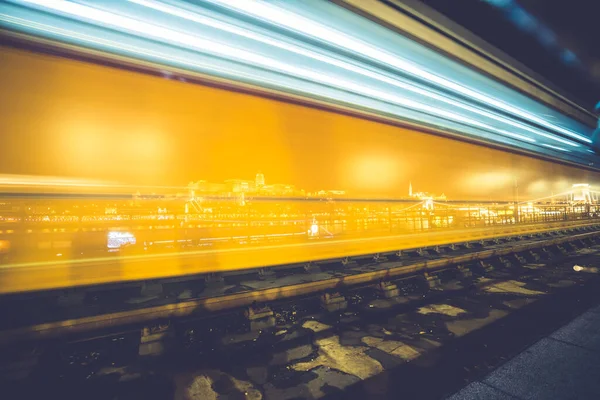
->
[2, 226, 600, 399]
[1, 223, 599, 346]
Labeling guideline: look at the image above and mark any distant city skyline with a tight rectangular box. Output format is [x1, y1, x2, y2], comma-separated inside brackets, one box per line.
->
[187, 171, 347, 198]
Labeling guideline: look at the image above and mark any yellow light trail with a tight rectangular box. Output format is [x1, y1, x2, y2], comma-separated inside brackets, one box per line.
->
[0, 218, 597, 294]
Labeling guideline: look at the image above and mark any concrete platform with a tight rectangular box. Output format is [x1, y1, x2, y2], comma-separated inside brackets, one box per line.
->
[448, 304, 600, 400]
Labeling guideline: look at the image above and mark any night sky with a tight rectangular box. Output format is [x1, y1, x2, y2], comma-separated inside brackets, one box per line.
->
[420, 0, 600, 110]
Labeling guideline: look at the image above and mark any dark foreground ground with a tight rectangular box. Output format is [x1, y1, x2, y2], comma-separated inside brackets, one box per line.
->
[2, 247, 600, 400]
[449, 302, 600, 400]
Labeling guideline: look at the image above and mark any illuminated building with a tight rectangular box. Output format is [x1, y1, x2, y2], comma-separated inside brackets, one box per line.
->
[409, 183, 447, 201]
[225, 179, 255, 193]
[188, 180, 227, 195]
[569, 184, 598, 204]
[256, 172, 265, 188]
[261, 184, 296, 196]
[309, 190, 346, 198]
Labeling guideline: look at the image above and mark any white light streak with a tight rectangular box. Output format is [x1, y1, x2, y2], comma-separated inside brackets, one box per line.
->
[8, 1, 537, 145]
[206, 0, 591, 143]
[6, 0, 595, 155]
[542, 144, 570, 152]
[132, 0, 564, 145]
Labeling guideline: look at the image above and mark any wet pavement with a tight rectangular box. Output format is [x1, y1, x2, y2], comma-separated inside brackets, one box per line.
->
[449, 304, 600, 400]
[2, 246, 600, 399]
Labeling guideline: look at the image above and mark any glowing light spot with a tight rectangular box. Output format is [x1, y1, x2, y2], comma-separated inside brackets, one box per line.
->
[107, 231, 136, 249]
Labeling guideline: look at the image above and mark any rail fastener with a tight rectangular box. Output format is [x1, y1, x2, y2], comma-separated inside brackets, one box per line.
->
[376, 281, 400, 298]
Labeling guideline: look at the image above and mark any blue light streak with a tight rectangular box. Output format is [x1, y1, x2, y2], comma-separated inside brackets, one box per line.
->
[0, 0, 596, 167]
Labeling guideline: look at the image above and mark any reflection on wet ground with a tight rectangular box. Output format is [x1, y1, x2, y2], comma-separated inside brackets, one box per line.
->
[3, 248, 600, 399]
